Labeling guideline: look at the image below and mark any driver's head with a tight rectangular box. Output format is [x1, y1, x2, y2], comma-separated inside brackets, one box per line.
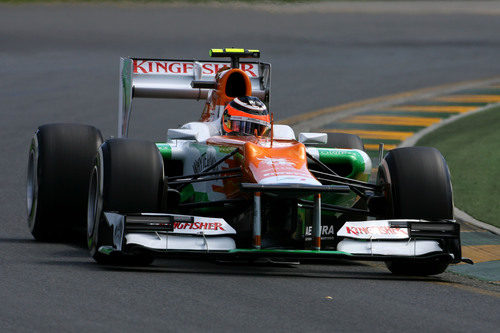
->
[222, 96, 270, 136]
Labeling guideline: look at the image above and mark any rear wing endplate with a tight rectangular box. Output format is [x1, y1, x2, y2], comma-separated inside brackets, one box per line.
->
[118, 57, 271, 137]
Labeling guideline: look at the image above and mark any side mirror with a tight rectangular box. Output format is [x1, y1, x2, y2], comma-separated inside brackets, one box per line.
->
[273, 124, 296, 140]
[298, 132, 327, 145]
[167, 128, 198, 141]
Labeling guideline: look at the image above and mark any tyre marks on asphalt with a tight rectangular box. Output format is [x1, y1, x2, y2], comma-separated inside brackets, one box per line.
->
[314, 82, 500, 283]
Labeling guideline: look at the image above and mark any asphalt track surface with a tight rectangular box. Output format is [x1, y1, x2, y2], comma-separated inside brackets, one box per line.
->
[1, 3, 500, 332]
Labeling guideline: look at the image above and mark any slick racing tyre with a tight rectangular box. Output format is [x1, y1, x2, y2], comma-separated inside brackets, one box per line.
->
[326, 133, 364, 151]
[27, 123, 103, 241]
[87, 138, 164, 265]
[377, 147, 454, 276]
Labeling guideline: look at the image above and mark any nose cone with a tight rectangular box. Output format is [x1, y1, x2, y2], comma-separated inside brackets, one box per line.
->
[243, 141, 321, 185]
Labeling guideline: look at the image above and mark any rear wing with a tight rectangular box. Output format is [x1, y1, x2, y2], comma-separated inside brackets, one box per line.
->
[118, 57, 271, 138]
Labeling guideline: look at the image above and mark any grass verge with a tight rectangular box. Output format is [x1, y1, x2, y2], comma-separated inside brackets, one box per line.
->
[416, 105, 500, 228]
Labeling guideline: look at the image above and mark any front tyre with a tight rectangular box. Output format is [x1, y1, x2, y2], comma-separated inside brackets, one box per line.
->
[27, 123, 103, 241]
[378, 147, 454, 275]
[385, 259, 450, 276]
[87, 138, 164, 265]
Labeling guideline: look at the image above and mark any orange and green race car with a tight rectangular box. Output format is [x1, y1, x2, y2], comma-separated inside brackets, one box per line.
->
[27, 49, 468, 275]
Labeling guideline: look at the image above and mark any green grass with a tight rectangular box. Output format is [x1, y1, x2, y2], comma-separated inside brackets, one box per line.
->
[416, 106, 500, 228]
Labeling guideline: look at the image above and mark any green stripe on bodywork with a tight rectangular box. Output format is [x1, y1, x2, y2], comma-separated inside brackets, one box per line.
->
[194, 191, 209, 203]
[180, 184, 211, 207]
[156, 143, 172, 159]
[98, 246, 114, 255]
[229, 249, 352, 255]
[180, 184, 195, 203]
[316, 148, 367, 180]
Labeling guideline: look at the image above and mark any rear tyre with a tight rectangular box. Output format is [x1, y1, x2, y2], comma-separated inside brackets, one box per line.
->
[87, 138, 164, 265]
[326, 133, 364, 151]
[377, 147, 454, 275]
[27, 123, 103, 241]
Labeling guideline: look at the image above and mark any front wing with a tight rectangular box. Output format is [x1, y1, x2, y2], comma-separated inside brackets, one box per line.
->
[97, 212, 463, 265]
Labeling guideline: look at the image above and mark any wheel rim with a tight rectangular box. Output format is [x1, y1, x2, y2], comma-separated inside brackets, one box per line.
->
[27, 145, 38, 231]
[87, 165, 101, 252]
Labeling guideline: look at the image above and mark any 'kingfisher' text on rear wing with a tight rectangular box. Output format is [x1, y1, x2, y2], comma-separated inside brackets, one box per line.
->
[118, 57, 271, 138]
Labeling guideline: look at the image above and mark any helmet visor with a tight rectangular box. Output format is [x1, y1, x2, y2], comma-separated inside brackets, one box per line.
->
[231, 116, 270, 136]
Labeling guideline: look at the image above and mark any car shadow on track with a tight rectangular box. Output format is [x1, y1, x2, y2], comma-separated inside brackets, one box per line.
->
[0, 237, 38, 244]
[95, 258, 442, 283]
[0, 236, 91, 258]
[11, 236, 446, 283]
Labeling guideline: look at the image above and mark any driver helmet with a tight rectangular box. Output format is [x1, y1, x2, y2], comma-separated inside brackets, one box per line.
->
[222, 96, 270, 136]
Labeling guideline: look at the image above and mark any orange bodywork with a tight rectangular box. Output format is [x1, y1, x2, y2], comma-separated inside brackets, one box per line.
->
[200, 68, 252, 122]
[199, 66, 318, 198]
[207, 136, 320, 197]
[242, 140, 313, 184]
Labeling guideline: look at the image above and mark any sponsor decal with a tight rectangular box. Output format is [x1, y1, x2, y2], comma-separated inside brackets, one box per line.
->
[253, 156, 313, 183]
[132, 60, 259, 77]
[345, 226, 408, 236]
[305, 225, 335, 236]
[133, 61, 194, 75]
[259, 175, 320, 185]
[192, 151, 218, 174]
[174, 222, 225, 231]
[155, 143, 172, 159]
[139, 213, 234, 234]
[218, 146, 237, 154]
[257, 157, 295, 167]
[166, 216, 236, 235]
[262, 172, 303, 177]
[318, 149, 357, 156]
[338, 220, 409, 240]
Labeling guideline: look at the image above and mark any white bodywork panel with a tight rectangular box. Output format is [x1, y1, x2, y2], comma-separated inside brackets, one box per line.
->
[337, 239, 442, 256]
[273, 124, 296, 140]
[141, 213, 236, 236]
[125, 214, 236, 251]
[167, 122, 212, 142]
[337, 220, 443, 256]
[167, 128, 198, 141]
[298, 132, 328, 145]
[126, 233, 236, 251]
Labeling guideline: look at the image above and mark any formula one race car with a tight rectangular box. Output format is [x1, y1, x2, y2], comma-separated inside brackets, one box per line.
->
[27, 48, 467, 275]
